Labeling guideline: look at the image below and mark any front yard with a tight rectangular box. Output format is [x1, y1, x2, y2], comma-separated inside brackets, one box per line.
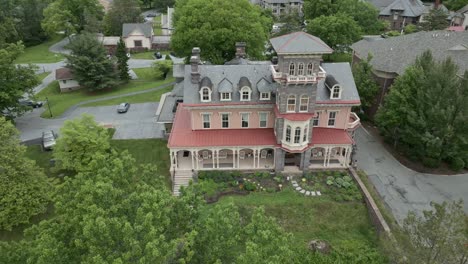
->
[14, 35, 65, 63]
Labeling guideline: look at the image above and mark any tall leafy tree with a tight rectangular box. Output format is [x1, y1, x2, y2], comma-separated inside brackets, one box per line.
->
[376, 51, 468, 168]
[66, 33, 117, 91]
[171, 0, 272, 64]
[116, 38, 130, 82]
[0, 117, 51, 231]
[103, 0, 142, 36]
[307, 14, 361, 50]
[153, 0, 175, 11]
[352, 54, 380, 112]
[444, 0, 468, 11]
[53, 114, 111, 172]
[419, 9, 450, 31]
[0, 43, 39, 117]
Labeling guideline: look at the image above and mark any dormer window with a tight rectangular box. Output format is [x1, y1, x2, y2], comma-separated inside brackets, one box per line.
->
[200, 87, 211, 102]
[220, 92, 231, 101]
[307, 63, 313, 75]
[331, 86, 341, 99]
[260, 92, 270, 100]
[240, 87, 251, 101]
[289, 63, 295, 75]
[287, 95, 296, 112]
[298, 63, 304, 75]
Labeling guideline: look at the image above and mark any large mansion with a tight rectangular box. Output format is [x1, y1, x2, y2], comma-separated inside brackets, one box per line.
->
[157, 32, 361, 194]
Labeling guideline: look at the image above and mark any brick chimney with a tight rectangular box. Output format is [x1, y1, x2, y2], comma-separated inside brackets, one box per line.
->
[235, 42, 246, 59]
[190, 47, 200, 84]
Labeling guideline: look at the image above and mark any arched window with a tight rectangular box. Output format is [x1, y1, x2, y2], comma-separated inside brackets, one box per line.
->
[307, 63, 314, 75]
[200, 87, 211, 102]
[289, 63, 295, 75]
[285, 125, 291, 142]
[297, 63, 304, 75]
[294, 127, 301, 143]
[240, 87, 251, 101]
[287, 95, 296, 112]
[331, 86, 341, 99]
[299, 95, 308, 112]
[303, 125, 308, 142]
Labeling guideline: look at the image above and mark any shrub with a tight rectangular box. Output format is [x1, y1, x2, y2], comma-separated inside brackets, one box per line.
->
[450, 158, 465, 172]
[326, 176, 334, 186]
[343, 176, 352, 182]
[197, 179, 219, 196]
[165, 54, 171, 60]
[333, 171, 341, 177]
[422, 157, 440, 168]
[273, 176, 282, 184]
[335, 178, 344, 188]
[244, 181, 257, 191]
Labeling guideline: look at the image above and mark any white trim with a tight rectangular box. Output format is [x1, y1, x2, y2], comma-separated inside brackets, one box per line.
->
[220, 92, 231, 101]
[331, 85, 342, 99]
[327, 110, 339, 127]
[201, 112, 212, 129]
[258, 111, 269, 128]
[240, 86, 251, 101]
[220, 112, 230, 129]
[313, 111, 322, 127]
[299, 95, 309, 112]
[240, 112, 250, 128]
[260, 92, 270, 100]
[200, 87, 212, 102]
[287, 95, 296, 113]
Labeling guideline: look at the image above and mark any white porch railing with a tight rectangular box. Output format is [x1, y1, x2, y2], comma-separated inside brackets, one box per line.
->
[270, 64, 327, 84]
[347, 112, 360, 130]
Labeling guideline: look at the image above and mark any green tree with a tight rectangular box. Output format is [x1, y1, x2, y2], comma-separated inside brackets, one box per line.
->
[42, 0, 104, 37]
[273, 9, 303, 36]
[444, 0, 468, 11]
[420, 9, 450, 31]
[0, 117, 51, 231]
[153, 59, 173, 79]
[352, 54, 380, 111]
[400, 201, 468, 264]
[307, 14, 361, 50]
[171, 0, 272, 64]
[103, 0, 142, 36]
[53, 114, 111, 172]
[153, 0, 175, 11]
[404, 24, 418, 34]
[0, 43, 39, 117]
[376, 51, 468, 167]
[66, 33, 117, 91]
[116, 38, 130, 82]
[303, 0, 335, 19]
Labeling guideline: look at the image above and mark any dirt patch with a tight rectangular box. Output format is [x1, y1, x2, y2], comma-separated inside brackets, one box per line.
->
[362, 122, 468, 175]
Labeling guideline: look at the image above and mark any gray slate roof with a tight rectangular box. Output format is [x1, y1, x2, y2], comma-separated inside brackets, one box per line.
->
[270, 32, 333, 54]
[351, 30, 468, 75]
[317, 63, 360, 103]
[366, 0, 398, 10]
[122, 23, 152, 38]
[379, 0, 426, 17]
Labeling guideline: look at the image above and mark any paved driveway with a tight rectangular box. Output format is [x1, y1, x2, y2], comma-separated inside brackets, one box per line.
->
[355, 127, 468, 224]
[16, 103, 165, 141]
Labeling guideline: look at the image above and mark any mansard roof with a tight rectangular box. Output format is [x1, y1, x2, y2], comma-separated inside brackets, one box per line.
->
[379, 0, 426, 17]
[218, 78, 233, 92]
[316, 63, 361, 105]
[270, 32, 333, 54]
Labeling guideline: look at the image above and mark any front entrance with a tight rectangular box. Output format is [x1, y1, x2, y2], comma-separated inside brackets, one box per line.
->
[284, 152, 301, 167]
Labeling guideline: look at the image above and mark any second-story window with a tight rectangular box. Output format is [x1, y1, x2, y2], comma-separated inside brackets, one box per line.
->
[303, 125, 308, 142]
[298, 63, 304, 75]
[289, 63, 295, 75]
[307, 63, 313, 75]
[285, 125, 291, 142]
[331, 86, 341, 99]
[240, 87, 251, 101]
[260, 92, 270, 100]
[200, 87, 211, 102]
[294, 127, 301, 143]
[313, 112, 320, 126]
[299, 95, 308, 112]
[220, 92, 231, 101]
[328, 111, 337, 127]
[241, 113, 249, 128]
[259, 112, 268, 128]
[202, 113, 211, 128]
[221, 113, 229, 128]
[287, 95, 296, 112]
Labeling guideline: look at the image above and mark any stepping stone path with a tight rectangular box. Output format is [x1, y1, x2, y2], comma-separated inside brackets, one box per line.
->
[291, 180, 321, 197]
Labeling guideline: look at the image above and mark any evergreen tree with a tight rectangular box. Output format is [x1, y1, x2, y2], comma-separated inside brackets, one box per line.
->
[116, 38, 130, 82]
[352, 54, 380, 112]
[376, 51, 468, 168]
[419, 9, 450, 31]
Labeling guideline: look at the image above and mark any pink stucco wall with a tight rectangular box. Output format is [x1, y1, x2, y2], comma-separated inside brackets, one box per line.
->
[191, 108, 275, 130]
[313, 106, 351, 129]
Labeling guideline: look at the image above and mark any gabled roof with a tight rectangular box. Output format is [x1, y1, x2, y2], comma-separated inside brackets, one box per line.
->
[270, 32, 333, 54]
[55, 67, 73, 80]
[379, 0, 426, 17]
[366, 0, 398, 10]
[351, 30, 468, 75]
[122, 23, 153, 38]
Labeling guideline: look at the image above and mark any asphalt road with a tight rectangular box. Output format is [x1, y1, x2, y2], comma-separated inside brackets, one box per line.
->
[16, 103, 165, 141]
[355, 127, 468, 224]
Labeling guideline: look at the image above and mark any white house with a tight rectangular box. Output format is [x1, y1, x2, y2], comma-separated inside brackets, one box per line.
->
[55, 68, 81, 92]
[122, 23, 154, 51]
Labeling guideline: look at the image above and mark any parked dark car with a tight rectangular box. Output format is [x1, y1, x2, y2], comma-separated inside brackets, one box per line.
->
[19, 99, 43, 108]
[117, 103, 130, 113]
[154, 52, 162, 59]
[42, 130, 57, 150]
[146, 13, 157, 17]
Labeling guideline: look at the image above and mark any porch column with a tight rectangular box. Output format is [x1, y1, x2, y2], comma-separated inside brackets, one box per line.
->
[237, 148, 240, 169]
[174, 151, 178, 168]
[232, 148, 236, 169]
[212, 149, 216, 169]
[191, 150, 195, 169]
[345, 146, 351, 167]
[195, 150, 200, 170]
[253, 149, 257, 168]
[216, 149, 220, 169]
[323, 147, 328, 167]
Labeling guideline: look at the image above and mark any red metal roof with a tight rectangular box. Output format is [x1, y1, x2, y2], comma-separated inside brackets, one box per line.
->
[168, 105, 277, 148]
[273, 106, 315, 121]
[311, 127, 354, 145]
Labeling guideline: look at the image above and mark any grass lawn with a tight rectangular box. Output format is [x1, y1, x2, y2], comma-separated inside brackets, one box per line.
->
[36, 76, 174, 118]
[36, 72, 51, 81]
[216, 189, 382, 250]
[152, 15, 163, 35]
[15, 35, 65, 64]
[81, 85, 173, 107]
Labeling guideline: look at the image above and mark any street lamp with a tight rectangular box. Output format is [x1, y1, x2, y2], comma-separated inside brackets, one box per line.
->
[46, 97, 53, 117]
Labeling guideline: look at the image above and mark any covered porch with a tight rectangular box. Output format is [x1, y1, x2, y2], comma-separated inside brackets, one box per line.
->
[308, 146, 352, 169]
[170, 147, 275, 172]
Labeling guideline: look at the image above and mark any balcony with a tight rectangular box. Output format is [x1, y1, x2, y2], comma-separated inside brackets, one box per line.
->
[270, 65, 327, 84]
[347, 112, 361, 130]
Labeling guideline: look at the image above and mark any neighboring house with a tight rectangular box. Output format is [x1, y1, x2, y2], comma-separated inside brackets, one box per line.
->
[157, 32, 361, 195]
[449, 4, 468, 31]
[122, 23, 154, 51]
[96, 34, 120, 55]
[351, 30, 468, 117]
[55, 68, 81, 92]
[161, 7, 174, 36]
[260, 0, 303, 16]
